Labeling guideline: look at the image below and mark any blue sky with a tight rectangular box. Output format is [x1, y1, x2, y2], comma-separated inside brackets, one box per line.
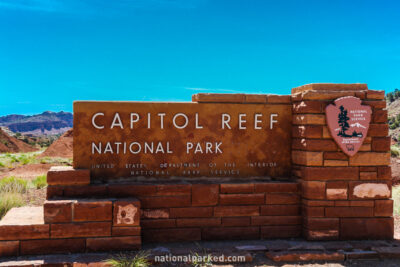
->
[0, 0, 399, 115]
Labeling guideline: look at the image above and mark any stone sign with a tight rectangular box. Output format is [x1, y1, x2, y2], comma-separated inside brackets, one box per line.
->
[73, 101, 292, 180]
[326, 96, 372, 156]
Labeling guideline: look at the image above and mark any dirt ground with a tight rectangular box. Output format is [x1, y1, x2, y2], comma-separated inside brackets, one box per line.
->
[0, 163, 54, 180]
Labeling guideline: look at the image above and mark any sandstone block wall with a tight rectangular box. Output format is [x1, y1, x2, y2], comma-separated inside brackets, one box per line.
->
[291, 84, 393, 240]
[46, 177, 301, 243]
[0, 84, 394, 257]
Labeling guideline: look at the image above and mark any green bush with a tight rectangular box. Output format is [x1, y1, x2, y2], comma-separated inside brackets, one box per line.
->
[0, 161, 4, 168]
[105, 251, 150, 267]
[32, 175, 47, 189]
[0, 176, 28, 194]
[0, 192, 24, 219]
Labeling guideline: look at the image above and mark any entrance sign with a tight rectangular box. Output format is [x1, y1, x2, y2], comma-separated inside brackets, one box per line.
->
[73, 101, 292, 180]
[326, 96, 371, 156]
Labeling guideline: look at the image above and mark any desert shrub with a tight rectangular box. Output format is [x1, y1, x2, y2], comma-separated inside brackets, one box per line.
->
[0, 161, 4, 168]
[0, 176, 28, 194]
[0, 192, 24, 219]
[391, 145, 400, 157]
[105, 251, 150, 267]
[32, 175, 47, 189]
[18, 154, 31, 165]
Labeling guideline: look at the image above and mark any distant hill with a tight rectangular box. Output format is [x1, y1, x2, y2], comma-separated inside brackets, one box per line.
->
[386, 89, 400, 141]
[0, 129, 37, 153]
[0, 111, 72, 136]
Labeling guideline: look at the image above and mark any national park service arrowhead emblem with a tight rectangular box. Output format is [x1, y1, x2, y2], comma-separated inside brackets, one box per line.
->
[326, 96, 371, 156]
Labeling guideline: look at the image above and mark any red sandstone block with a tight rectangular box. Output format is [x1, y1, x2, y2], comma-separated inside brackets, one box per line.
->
[141, 209, 169, 219]
[302, 181, 325, 200]
[220, 183, 254, 193]
[372, 137, 391, 152]
[375, 199, 393, 217]
[340, 217, 393, 239]
[176, 218, 221, 227]
[302, 167, 359, 180]
[355, 91, 366, 99]
[359, 172, 378, 180]
[373, 109, 388, 123]
[367, 124, 389, 137]
[44, 200, 73, 223]
[155, 184, 191, 196]
[20, 239, 86, 255]
[293, 101, 322, 113]
[292, 83, 368, 94]
[304, 229, 339, 241]
[261, 225, 301, 239]
[304, 218, 339, 230]
[0, 225, 49, 241]
[334, 200, 374, 207]
[0, 241, 19, 257]
[378, 166, 392, 180]
[112, 226, 141, 236]
[113, 199, 140, 226]
[46, 186, 64, 199]
[141, 219, 176, 229]
[349, 152, 390, 166]
[47, 166, 90, 186]
[260, 205, 300, 216]
[221, 217, 251, 227]
[251, 216, 301, 226]
[326, 188, 348, 200]
[367, 90, 385, 100]
[214, 206, 259, 217]
[299, 90, 357, 101]
[292, 125, 323, 138]
[108, 184, 157, 197]
[363, 100, 386, 109]
[349, 181, 391, 200]
[254, 182, 299, 193]
[323, 160, 348, 167]
[143, 228, 201, 242]
[193, 93, 245, 103]
[293, 114, 326, 125]
[220, 193, 265, 205]
[325, 207, 373, 217]
[360, 167, 377, 172]
[326, 181, 348, 200]
[292, 150, 323, 166]
[74, 200, 112, 222]
[266, 193, 300, 204]
[51, 222, 111, 238]
[323, 152, 348, 160]
[266, 250, 344, 261]
[169, 207, 212, 218]
[202, 227, 260, 240]
[192, 184, 219, 206]
[267, 94, 291, 103]
[302, 199, 334, 206]
[87, 236, 141, 252]
[63, 185, 107, 198]
[302, 206, 325, 217]
[140, 195, 190, 208]
[292, 139, 338, 151]
[245, 94, 267, 103]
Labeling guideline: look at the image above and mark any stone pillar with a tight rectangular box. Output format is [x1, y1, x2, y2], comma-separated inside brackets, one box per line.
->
[291, 83, 393, 240]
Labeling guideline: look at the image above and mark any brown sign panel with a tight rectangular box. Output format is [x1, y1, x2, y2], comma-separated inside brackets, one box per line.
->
[73, 101, 292, 181]
[326, 96, 371, 156]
